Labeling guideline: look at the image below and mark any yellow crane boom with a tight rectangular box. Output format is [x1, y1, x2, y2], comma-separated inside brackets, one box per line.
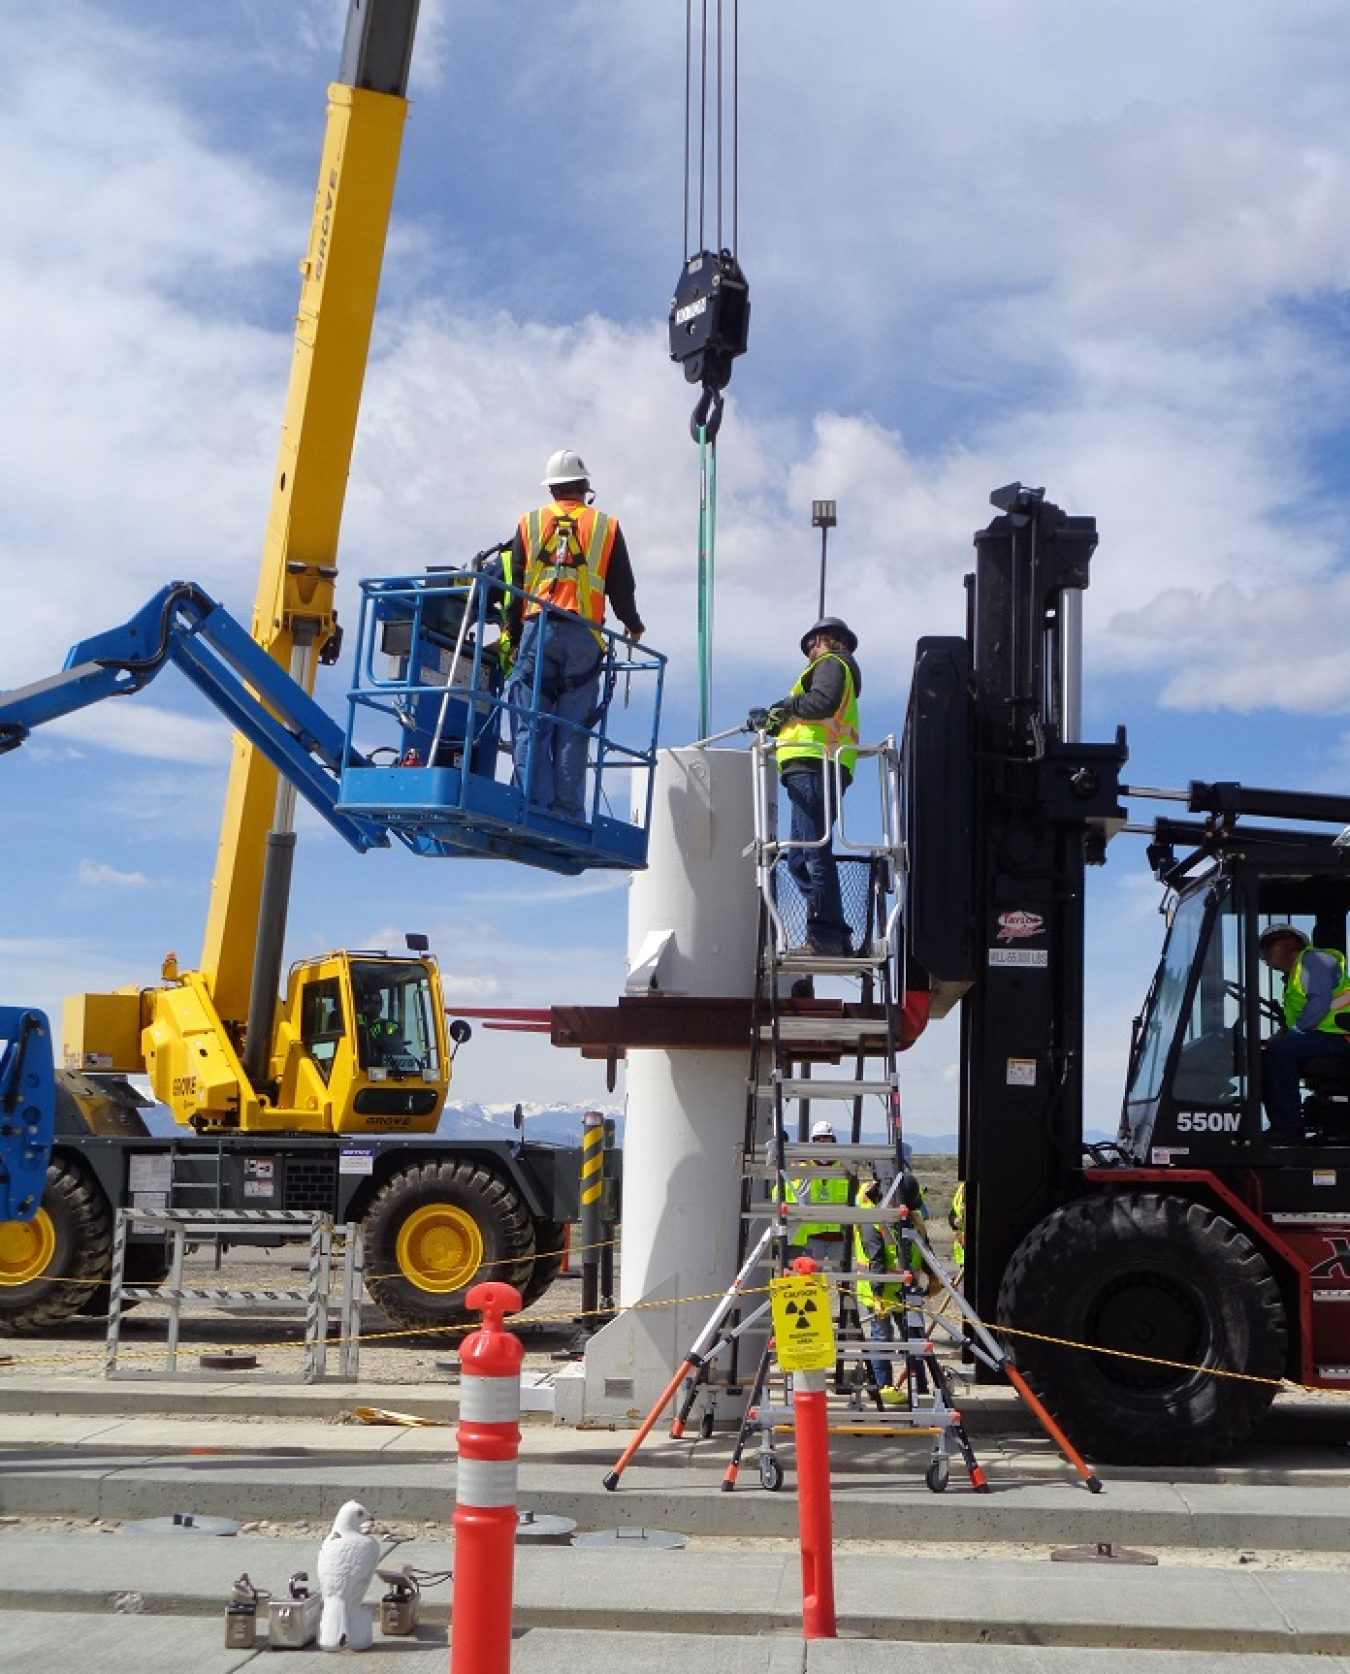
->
[203, 14, 416, 1032]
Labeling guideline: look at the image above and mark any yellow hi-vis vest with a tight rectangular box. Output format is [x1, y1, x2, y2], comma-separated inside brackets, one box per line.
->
[520, 501, 618, 642]
[950, 1181, 966, 1269]
[776, 652, 858, 778]
[494, 544, 518, 671]
[1284, 946, 1350, 1034]
[853, 1220, 906, 1311]
[783, 1174, 850, 1246]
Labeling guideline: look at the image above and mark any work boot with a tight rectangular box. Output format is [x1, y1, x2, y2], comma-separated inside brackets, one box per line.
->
[878, 1384, 909, 1409]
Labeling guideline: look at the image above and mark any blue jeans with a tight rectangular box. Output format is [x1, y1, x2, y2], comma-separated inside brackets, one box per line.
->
[782, 765, 849, 949]
[509, 615, 601, 822]
[865, 1309, 897, 1390]
[1263, 1028, 1350, 1132]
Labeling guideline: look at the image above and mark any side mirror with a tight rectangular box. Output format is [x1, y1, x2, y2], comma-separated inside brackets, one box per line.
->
[448, 1018, 472, 1059]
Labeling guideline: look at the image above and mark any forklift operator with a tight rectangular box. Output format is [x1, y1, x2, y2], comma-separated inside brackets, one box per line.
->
[1259, 924, 1350, 1140]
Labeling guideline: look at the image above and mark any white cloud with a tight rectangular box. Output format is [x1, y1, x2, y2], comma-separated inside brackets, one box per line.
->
[41, 705, 233, 767]
[77, 860, 150, 889]
[5, 0, 1350, 1112]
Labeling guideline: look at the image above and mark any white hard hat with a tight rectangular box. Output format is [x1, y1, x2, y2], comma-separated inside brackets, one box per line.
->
[1258, 923, 1309, 951]
[542, 449, 590, 489]
[810, 1119, 836, 1141]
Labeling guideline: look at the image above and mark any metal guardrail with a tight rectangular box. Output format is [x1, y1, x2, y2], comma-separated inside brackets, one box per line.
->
[104, 1209, 364, 1384]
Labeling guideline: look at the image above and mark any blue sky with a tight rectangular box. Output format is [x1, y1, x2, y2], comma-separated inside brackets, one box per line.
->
[3, 0, 1350, 1132]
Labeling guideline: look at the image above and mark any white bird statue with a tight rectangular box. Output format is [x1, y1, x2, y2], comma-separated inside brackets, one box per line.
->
[316, 1499, 380, 1651]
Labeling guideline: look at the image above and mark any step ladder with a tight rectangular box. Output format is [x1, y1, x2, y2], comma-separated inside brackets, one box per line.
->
[606, 736, 1101, 1497]
[727, 734, 988, 1490]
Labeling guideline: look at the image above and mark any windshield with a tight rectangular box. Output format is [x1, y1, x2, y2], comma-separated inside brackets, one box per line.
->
[349, 961, 441, 1075]
[1125, 885, 1244, 1111]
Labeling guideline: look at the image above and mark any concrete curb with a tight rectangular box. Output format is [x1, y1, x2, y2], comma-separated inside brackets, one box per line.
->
[7, 1441, 1350, 1552]
[1, 1537, 1350, 1657]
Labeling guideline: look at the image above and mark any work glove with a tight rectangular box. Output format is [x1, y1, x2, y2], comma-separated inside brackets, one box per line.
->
[748, 705, 787, 735]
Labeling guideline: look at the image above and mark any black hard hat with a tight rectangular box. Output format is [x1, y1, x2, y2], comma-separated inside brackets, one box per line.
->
[801, 617, 858, 656]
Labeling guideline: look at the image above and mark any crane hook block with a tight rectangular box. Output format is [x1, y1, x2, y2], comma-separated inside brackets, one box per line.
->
[669, 249, 750, 394]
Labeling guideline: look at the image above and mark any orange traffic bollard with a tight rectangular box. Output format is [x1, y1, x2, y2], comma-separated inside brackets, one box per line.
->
[450, 1281, 524, 1674]
[788, 1256, 837, 1640]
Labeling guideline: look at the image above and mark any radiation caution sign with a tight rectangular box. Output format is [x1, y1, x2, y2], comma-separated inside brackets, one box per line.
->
[770, 1271, 836, 1372]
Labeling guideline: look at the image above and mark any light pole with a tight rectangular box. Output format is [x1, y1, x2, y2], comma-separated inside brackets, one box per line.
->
[812, 500, 837, 618]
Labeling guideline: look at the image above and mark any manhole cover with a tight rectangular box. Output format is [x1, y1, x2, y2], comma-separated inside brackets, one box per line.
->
[1051, 1541, 1157, 1566]
[572, 1527, 687, 1551]
[124, 1512, 239, 1537]
[516, 1510, 576, 1545]
[198, 1352, 259, 1371]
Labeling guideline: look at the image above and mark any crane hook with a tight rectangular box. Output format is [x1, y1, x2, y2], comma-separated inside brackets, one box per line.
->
[691, 385, 725, 444]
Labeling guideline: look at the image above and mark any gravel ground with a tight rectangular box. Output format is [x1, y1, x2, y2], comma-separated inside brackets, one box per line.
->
[0, 1155, 963, 1385]
[0, 1250, 588, 1385]
[0, 1515, 1345, 1573]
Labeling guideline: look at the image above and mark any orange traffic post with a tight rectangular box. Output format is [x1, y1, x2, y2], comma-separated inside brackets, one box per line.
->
[787, 1256, 837, 1640]
[450, 1281, 524, 1674]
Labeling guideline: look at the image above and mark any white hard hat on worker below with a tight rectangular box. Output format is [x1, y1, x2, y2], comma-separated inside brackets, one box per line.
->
[543, 449, 590, 488]
[810, 1119, 836, 1140]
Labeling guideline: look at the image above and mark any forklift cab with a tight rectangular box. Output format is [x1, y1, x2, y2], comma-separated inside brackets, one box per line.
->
[1121, 846, 1350, 1162]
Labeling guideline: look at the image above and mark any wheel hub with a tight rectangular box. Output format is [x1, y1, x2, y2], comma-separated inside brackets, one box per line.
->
[1089, 1270, 1204, 1390]
[0, 1209, 56, 1287]
[395, 1203, 484, 1294]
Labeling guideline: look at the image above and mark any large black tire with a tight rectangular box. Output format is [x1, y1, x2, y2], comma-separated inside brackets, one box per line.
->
[74, 1240, 173, 1319]
[997, 1191, 1287, 1466]
[0, 1159, 114, 1335]
[519, 1219, 569, 1310]
[363, 1161, 536, 1333]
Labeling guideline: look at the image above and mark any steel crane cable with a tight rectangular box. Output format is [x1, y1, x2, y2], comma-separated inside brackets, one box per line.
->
[683, 0, 740, 263]
[680, 0, 744, 738]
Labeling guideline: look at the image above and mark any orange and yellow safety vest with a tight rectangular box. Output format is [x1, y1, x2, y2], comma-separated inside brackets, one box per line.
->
[519, 501, 618, 641]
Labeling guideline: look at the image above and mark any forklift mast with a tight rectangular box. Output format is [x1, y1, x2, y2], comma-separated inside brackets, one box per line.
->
[904, 484, 1128, 1319]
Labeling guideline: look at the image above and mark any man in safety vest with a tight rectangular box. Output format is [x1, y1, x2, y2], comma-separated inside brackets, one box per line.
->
[471, 540, 518, 675]
[854, 1171, 928, 1406]
[749, 618, 860, 956]
[1259, 923, 1350, 1140]
[948, 1180, 966, 1288]
[783, 1118, 850, 1267]
[505, 450, 644, 823]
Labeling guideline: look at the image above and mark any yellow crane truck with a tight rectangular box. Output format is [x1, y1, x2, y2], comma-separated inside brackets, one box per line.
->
[0, 1, 586, 1336]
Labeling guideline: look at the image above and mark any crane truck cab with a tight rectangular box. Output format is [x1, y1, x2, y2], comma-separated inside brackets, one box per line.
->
[103, 949, 455, 1136]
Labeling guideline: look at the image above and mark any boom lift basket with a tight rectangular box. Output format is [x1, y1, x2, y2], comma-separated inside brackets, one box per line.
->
[338, 569, 666, 875]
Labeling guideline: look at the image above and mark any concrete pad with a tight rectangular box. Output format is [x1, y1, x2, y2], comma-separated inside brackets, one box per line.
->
[0, 1612, 262, 1673]
[513, 1626, 808, 1673]
[809, 1647, 1350, 1672]
[834, 1557, 1291, 1651]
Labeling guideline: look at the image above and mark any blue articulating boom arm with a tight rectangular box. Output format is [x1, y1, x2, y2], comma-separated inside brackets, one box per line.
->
[0, 582, 389, 855]
[0, 1007, 54, 1224]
